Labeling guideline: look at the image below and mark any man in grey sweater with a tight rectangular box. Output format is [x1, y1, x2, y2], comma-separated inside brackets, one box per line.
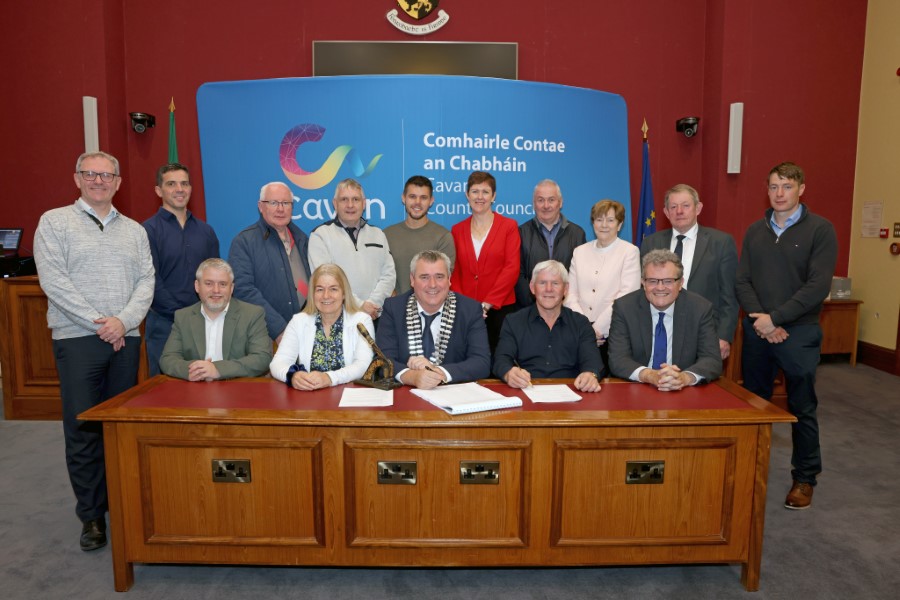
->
[34, 151, 155, 551]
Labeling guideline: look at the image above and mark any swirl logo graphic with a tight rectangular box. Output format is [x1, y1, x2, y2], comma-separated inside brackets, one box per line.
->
[279, 123, 382, 190]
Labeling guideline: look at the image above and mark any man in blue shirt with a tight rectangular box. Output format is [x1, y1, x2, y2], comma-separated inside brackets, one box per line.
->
[143, 163, 220, 376]
[494, 260, 602, 392]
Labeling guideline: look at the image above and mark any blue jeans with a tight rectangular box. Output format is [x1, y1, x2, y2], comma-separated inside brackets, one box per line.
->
[741, 317, 823, 484]
[145, 310, 174, 377]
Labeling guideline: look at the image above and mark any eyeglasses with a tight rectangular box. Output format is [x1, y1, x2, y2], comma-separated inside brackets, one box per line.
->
[78, 171, 118, 183]
[260, 200, 293, 208]
[643, 278, 678, 287]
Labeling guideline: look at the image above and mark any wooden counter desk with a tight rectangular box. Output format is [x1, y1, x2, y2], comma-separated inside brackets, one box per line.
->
[81, 376, 794, 592]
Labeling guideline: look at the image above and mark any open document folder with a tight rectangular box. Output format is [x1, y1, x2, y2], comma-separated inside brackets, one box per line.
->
[410, 382, 523, 415]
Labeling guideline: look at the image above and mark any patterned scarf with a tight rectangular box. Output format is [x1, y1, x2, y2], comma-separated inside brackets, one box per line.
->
[405, 292, 457, 365]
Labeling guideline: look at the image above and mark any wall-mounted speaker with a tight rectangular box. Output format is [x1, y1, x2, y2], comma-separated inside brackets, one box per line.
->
[727, 102, 744, 174]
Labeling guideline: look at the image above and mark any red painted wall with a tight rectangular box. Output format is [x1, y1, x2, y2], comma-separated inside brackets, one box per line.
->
[1, 0, 865, 275]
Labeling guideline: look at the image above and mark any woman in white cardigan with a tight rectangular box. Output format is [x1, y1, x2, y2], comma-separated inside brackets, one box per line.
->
[565, 200, 641, 367]
[270, 263, 374, 390]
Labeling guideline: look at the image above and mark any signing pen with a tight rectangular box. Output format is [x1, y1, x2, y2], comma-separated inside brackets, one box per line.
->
[513, 360, 533, 388]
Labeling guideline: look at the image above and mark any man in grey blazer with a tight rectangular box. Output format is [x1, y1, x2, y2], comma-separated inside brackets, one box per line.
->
[160, 258, 272, 381]
[608, 249, 722, 390]
[640, 184, 738, 360]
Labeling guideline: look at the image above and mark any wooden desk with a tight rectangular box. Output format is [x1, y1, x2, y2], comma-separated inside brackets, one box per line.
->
[0, 276, 61, 419]
[82, 377, 794, 592]
[0, 276, 150, 420]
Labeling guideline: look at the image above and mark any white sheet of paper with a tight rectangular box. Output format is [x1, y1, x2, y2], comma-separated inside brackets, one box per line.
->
[339, 387, 394, 407]
[523, 384, 582, 403]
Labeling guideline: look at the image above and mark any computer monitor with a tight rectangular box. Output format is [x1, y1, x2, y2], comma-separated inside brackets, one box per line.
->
[0, 228, 23, 255]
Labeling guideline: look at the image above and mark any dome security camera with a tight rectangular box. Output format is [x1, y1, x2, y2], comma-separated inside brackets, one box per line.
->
[130, 112, 156, 134]
[676, 117, 699, 138]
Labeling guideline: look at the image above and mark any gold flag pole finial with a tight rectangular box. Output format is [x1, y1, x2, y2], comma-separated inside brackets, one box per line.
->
[641, 118, 649, 140]
[169, 97, 176, 112]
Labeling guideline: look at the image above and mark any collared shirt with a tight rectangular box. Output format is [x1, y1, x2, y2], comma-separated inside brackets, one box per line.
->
[770, 204, 804, 238]
[77, 197, 119, 228]
[395, 300, 453, 383]
[628, 301, 701, 385]
[201, 303, 230, 362]
[538, 218, 561, 260]
[493, 304, 602, 379]
[143, 207, 220, 318]
[338, 219, 361, 244]
[671, 222, 699, 287]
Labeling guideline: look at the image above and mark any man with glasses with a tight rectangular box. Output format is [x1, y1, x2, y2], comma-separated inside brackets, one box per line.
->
[308, 178, 395, 320]
[607, 249, 721, 389]
[34, 151, 155, 551]
[228, 182, 311, 343]
[143, 163, 220, 375]
[159, 258, 272, 380]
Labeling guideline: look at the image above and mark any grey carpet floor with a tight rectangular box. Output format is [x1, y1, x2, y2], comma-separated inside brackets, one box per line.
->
[1, 362, 897, 599]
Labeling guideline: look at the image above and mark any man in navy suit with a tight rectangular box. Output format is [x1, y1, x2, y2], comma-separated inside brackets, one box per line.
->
[377, 250, 490, 389]
[640, 184, 738, 360]
[608, 249, 722, 390]
[160, 258, 272, 381]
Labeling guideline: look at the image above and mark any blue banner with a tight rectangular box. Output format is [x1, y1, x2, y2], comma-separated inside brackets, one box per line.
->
[197, 75, 631, 252]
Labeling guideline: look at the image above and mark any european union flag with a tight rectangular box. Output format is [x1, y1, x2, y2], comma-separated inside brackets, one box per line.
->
[636, 135, 655, 245]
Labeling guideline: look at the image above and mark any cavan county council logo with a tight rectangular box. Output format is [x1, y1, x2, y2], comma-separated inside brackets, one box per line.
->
[279, 124, 382, 190]
[387, 1, 450, 35]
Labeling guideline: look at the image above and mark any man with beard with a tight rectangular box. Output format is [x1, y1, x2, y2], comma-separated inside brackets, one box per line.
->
[384, 175, 456, 295]
[160, 258, 272, 381]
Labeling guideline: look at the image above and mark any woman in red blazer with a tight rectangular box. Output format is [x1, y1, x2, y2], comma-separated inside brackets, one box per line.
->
[450, 171, 521, 352]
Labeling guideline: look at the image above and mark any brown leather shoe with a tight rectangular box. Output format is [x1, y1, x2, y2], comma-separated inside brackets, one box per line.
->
[784, 481, 814, 510]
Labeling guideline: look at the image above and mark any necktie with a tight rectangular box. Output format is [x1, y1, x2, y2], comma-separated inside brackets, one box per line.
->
[674, 234, 686, 260]
[652, 311, 667, 369]
[421, 312, 439, 359]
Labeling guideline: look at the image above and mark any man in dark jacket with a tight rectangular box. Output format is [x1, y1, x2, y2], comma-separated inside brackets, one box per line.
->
[515, 179, 586, 307]
[736, 162, 837, 511]
[228, 182, 311, 344]
[640, 183, 738, 360]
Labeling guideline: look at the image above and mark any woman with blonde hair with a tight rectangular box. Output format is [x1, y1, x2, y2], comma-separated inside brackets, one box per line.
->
[270, 263, 374, 390]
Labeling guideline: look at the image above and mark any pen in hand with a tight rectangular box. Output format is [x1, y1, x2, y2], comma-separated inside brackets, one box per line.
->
[513, 360, 533, 388]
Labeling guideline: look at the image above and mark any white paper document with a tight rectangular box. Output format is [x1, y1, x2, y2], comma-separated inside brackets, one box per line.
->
[410, 382, 522, 415]
[339, 387, 394, 407]
[522, 384, 582, 403]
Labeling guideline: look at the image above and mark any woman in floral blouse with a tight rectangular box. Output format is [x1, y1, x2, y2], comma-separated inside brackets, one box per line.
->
[270, 263, 374, 390]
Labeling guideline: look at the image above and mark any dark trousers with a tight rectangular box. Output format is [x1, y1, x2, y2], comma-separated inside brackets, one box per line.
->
[741, 318, 823, 484]
[53, 335, 141, 521]
[145, 310, 174, 377]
